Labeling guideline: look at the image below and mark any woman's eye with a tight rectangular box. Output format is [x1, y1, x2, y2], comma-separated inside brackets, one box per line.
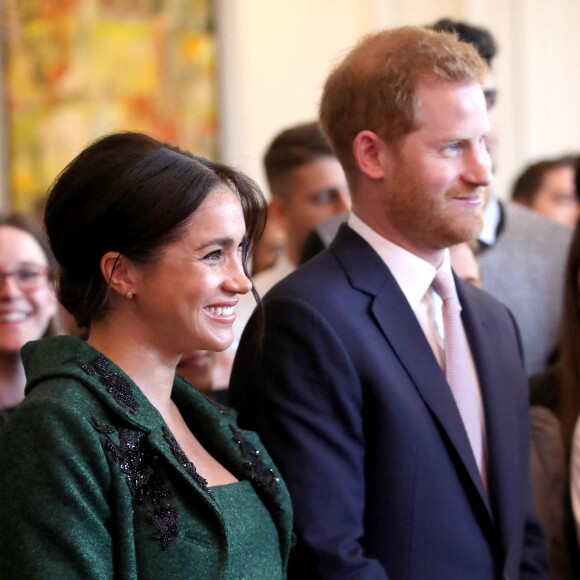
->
[17, 270, 41, 281]
[204, 250, 222, 262]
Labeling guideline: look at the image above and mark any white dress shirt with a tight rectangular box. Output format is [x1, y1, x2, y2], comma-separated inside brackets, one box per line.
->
[348, 212, 486, 454]
[480, 195, 502, 246]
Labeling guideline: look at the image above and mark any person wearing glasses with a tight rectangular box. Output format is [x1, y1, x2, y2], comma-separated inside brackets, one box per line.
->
[0, 132, 292, 579]
[0, 213, 58, 428]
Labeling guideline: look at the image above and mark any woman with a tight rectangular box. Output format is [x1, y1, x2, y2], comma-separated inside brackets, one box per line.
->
[0, 213, 58, 427]
[0, 132, 292, 578]
[529, 218, 580, 578]
[563, 223, 580, 548]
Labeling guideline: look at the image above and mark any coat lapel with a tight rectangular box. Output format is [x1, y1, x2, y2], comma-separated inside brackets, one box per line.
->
[170, 381, 294, 563]
[331, 227, 492, 515]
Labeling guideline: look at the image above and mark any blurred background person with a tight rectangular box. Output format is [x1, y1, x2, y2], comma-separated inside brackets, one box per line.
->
[250, 219, 286, 277]
[530, 163, 580, 577]
[176, 350, 216, 393]
[449, 242, 482, 287]
[512, 157, 580, 228]
[0, 213, 58, 427]
[0, 132, 292, 577]
[176, 349, 229, 405]
[529, 214, 580, 577]
[230, 121, 352, 391]
[255, 120, 350, 294]
[542, 215, 580, 543]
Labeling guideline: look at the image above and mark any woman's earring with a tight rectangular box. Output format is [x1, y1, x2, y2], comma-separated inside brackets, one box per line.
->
[125, 292, 134, 299]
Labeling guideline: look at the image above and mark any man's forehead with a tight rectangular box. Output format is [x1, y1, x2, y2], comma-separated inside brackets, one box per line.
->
[413, 80, 488, 124]
[415, 78, 486, 101]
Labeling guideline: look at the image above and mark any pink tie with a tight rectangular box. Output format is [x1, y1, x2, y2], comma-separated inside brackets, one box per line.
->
[431, 271, 485, 479]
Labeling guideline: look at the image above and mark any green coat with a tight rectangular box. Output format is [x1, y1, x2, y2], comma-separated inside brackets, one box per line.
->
[0, 336, 293, 579]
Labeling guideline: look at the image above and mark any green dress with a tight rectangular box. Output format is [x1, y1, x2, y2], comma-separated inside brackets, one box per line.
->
[213, 481, 284, 576]
[0, 336, 292, 579]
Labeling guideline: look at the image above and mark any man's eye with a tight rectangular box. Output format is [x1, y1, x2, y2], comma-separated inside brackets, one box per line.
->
[311, 189, 337, 205]
[484, 88, 498, 109]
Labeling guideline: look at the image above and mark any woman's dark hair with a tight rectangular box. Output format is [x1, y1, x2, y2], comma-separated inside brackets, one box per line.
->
[44, 132, 267, 328]
[558, 222, 580, 454]
[0, 212, 58, 337]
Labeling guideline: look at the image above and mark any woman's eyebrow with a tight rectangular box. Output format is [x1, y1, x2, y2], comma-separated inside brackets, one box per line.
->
[196, 237, 236, 250]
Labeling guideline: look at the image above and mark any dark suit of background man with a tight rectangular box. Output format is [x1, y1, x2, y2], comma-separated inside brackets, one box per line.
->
[230, 26, 548, 579]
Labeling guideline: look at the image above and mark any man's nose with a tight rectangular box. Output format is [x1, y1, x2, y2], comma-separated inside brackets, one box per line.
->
[464, 145, 493, 187]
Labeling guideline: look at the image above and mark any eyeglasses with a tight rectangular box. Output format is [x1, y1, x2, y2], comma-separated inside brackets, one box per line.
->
[0, 266, 51, 291]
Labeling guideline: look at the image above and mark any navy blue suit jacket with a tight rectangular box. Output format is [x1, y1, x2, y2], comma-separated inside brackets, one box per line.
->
[230, 225, 547, 579]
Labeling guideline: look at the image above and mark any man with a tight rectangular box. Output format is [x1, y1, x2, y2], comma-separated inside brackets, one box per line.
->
[433, 19, 572, 376]
[231, 26, 547, 579]
[254, 121, 350, 295]
[511, 156, 579, 228]
[232, 121, 350, 379]
[302, 20, 573, 375]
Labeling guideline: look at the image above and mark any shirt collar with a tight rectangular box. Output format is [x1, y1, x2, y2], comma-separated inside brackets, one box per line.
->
[348, 212, 452, 310]
[479, 195, 501, 245]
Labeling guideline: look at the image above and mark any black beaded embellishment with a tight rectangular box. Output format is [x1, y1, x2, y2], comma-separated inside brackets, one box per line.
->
[92, 419, 179, 550]
[230, 425, 283, 513]
[146, 505, 180, 551]
[162, 426, 215, 500]
[72, 355, 138, 414]
[176, 374, 230, 417]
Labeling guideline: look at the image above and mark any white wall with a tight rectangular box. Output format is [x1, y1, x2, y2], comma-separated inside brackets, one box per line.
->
[469, 0, 580, 196]
[216, 0, 387, 195]
[217, 0, 580, 200]
[2, 1, 579, 207]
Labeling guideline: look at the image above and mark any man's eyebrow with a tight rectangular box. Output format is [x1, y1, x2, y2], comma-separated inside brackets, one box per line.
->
[310, 187, 336, 196]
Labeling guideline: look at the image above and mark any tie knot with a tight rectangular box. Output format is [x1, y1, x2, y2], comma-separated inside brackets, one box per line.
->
[431, 271, 459, 304]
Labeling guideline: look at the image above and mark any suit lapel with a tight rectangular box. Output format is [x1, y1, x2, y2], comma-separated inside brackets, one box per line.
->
[457, 278, 521, 557]
[331, 227, 492, 515]
[372, 280, 491, 510]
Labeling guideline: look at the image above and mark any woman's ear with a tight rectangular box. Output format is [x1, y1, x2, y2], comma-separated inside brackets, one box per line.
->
[99, 252, 138, 298]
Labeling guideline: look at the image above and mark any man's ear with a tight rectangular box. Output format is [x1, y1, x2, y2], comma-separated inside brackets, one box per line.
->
[267, 196, 289, 230]
[99, 252, 138, 298]
[353, 130, 390, 180]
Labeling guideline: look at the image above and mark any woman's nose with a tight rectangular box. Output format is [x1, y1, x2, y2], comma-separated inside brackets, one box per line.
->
[225, 257, 252, 295]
